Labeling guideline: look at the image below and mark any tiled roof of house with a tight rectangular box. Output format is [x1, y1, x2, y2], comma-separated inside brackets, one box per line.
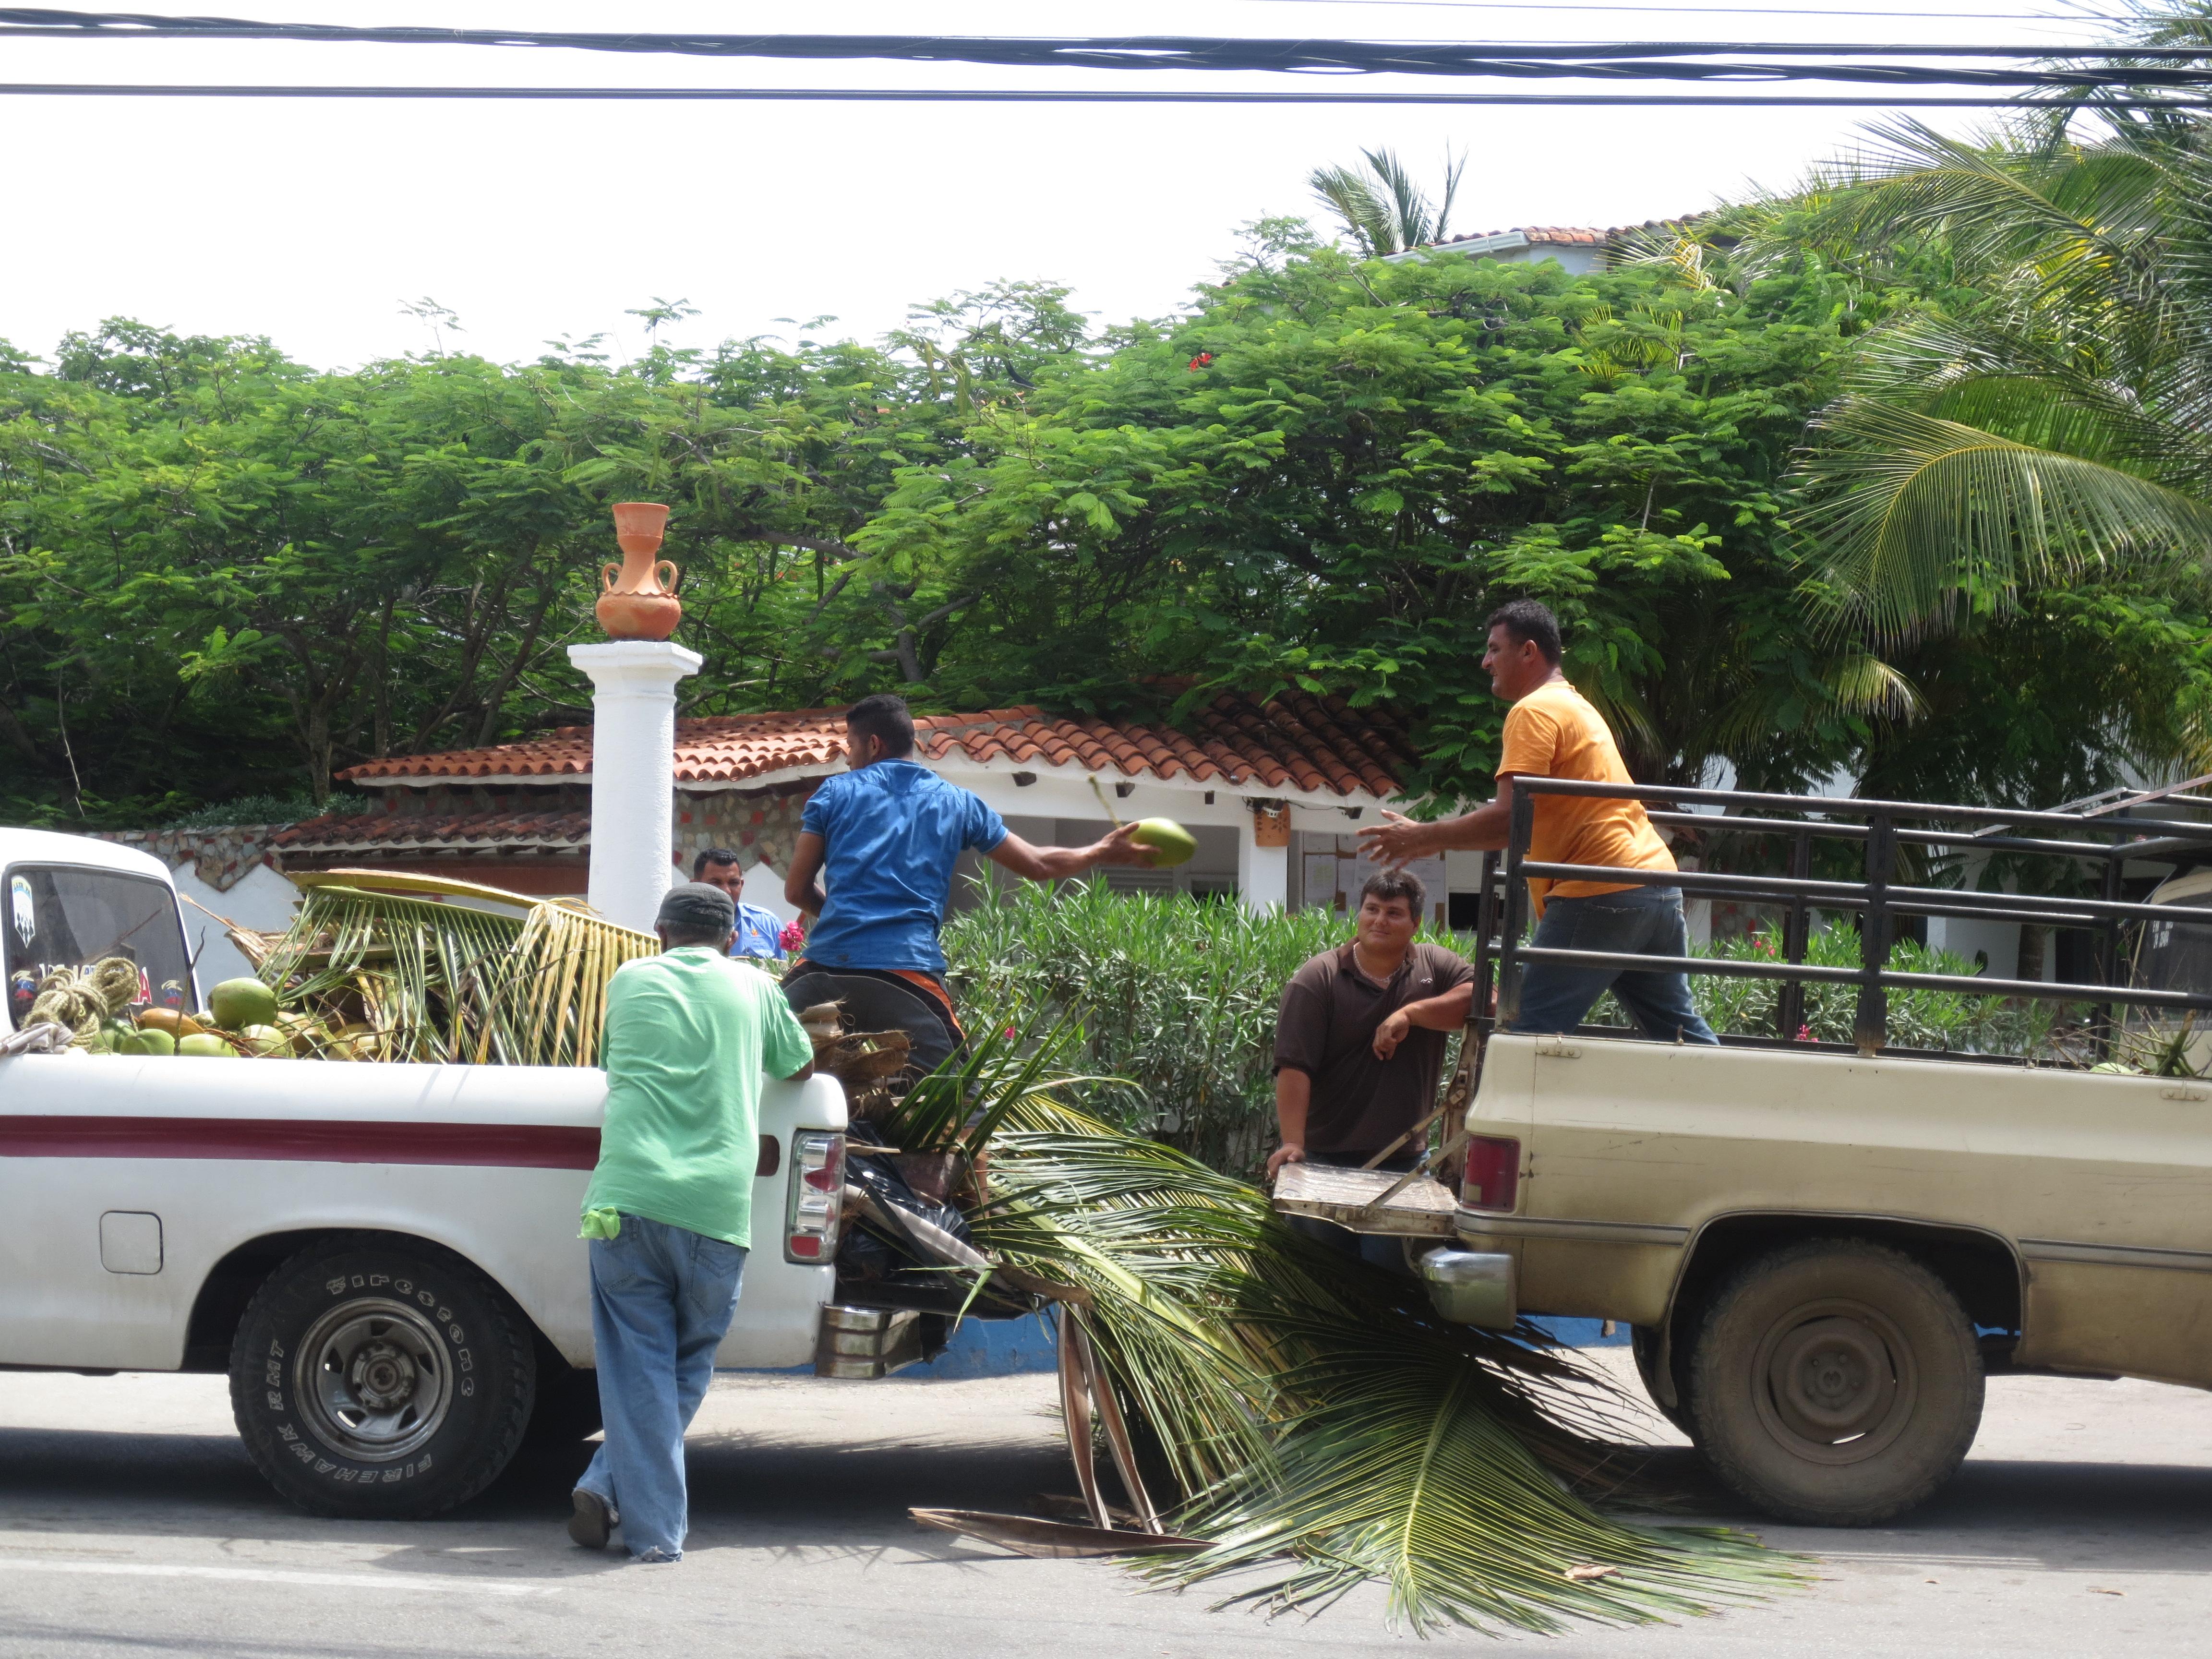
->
[271, 809, 590, 856]
[1421, 216, 1702, 253]
[337, 692, 1414, 802]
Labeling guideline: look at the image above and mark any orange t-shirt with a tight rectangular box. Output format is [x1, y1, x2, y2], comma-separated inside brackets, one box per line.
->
[1497, 680, 1675, 907]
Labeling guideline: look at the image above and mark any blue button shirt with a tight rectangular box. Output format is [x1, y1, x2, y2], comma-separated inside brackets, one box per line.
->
[729, 902, 787, 961]
[799, 759, 1008, 973]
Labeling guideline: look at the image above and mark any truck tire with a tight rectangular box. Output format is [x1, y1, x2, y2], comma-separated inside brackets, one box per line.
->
[1630, 1324, 1696, 1438]
[1687, 1238, 1982, 1527]
[228, 1237, 535, 1518]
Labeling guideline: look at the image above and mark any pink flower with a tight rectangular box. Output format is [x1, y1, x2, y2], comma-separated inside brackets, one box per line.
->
[778, 920, 806, 952]
[1796, 1024, 1812, 1043]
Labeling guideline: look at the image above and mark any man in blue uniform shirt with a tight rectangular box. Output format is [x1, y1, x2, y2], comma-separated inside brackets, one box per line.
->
[692, 848, 787, 961]
[781, 694, 1153, 1064]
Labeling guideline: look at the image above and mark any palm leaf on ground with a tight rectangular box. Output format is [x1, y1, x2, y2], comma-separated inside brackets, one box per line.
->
[938, 1037, 1801, 1636]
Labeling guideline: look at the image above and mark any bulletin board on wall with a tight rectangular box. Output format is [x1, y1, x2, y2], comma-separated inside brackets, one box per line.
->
[1300, 835, 1448, 930]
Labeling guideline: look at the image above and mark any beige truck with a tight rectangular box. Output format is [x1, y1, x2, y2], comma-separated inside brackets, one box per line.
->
[1278, 780, 2212, 1527]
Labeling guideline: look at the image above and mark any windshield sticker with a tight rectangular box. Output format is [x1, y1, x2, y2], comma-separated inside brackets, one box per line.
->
[9, 876, 30, 948]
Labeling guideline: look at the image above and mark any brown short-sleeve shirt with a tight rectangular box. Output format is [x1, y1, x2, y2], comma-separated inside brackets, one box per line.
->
[1273, 941, 1477, 1159]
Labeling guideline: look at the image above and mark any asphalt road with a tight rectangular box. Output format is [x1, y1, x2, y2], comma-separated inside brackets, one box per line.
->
[0, 1352, 2208, 1659]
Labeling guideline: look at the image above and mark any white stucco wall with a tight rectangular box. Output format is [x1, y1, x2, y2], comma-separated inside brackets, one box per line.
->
[168, 861, 299, 997]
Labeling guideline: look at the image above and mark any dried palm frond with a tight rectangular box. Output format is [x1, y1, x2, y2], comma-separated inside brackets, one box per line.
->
[258, 875, 655, 1066]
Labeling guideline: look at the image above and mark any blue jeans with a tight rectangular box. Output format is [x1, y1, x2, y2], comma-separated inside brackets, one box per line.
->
[577, 1214, 748, 1562]
[1511, 885, 1718, 1045]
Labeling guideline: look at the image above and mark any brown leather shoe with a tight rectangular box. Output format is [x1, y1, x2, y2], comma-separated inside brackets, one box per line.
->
[567, 1487, 615, 1549]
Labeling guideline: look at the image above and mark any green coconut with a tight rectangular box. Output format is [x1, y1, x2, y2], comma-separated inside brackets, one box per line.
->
[177, 1033, 232, 1058]
[1130, 817, 1198, 867]
[134, 1027, 177, 1057]
[207, 977, 278, 1032]
[237, 1024, 292, 1058]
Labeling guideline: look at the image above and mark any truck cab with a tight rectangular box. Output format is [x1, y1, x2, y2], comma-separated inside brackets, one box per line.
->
[5, 829, 199, 1033]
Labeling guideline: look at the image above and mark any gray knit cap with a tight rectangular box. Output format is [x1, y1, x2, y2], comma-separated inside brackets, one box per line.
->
[657, 881, 736, 935]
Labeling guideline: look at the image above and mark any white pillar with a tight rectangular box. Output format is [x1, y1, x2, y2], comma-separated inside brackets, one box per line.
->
[1238, 802, 1289, 915]
[567, 640, 702, 933]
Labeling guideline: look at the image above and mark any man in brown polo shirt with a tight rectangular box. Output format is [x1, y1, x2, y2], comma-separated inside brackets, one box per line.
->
[1269, 869, 1476, 1269]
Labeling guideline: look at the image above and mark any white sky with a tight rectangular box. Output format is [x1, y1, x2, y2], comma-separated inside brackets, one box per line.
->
[0, 0, 2129, 368]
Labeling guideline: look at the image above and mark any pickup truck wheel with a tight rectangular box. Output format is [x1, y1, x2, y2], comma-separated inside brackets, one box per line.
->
[1688, 1238, 1982, 1527]
[228, 1239, 535, 1518]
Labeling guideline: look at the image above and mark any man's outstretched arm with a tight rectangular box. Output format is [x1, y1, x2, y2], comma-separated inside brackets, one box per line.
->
[1357, 779, 1519, 868]
[987, 823, 1154, 881]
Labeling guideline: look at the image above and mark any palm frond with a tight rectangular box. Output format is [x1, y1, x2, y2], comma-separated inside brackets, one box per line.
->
[1795, 400, 2212, 643]
[1309, 163, 1394, 257]
[259, 879, 656, 1065]
[949, 1074, 1803, 1636]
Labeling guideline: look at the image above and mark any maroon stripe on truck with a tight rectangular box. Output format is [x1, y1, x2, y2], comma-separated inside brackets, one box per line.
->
[0, 1115, 600, 1169]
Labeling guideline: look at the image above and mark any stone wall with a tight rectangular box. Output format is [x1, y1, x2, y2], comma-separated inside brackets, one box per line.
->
[97, 827, 283, 894]
[673, 782, 814, 877]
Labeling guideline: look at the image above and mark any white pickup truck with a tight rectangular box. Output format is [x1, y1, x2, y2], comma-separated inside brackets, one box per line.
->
[0, 828, 874, 1518]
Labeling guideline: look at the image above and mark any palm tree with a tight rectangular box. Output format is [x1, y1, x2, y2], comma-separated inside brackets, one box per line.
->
[1768, 114, 2212, 648]
[1309, 146, 1467, 257]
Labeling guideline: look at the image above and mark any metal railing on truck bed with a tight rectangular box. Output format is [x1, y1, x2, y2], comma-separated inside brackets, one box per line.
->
[1470, 779, 2212, 1062]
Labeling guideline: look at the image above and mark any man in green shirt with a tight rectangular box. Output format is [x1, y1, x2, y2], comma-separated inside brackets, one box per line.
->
[568, 883, 816, 1563]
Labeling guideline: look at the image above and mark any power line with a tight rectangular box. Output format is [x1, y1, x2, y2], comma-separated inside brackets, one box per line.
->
[0, 83, 2200, 106]
[0, 17, 2190, 62]
[1225, 0, 2126, 18]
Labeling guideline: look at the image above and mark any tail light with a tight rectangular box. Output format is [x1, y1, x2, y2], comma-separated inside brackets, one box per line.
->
[1462, 1135, 1521, 1213]
[785, 1130, 846, 1263]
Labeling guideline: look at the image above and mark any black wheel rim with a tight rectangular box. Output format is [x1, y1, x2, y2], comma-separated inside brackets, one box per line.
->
[1748, 1296, 1918, 1466]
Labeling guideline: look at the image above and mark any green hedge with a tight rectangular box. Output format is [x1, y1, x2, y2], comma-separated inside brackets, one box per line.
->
[944, 885, 2071, 1178]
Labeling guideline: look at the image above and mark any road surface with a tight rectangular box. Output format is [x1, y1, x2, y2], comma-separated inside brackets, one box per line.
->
[0, 1350, 2208, 1657]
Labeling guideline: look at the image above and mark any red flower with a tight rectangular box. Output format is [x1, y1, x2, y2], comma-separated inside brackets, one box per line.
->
[1796, 1023, 1812, 1043]
[1187, 352, 1214, 371]
[778, 919, 806, 952]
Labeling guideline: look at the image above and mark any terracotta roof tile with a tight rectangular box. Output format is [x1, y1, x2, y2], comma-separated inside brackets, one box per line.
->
[337, 697, 1417, 803]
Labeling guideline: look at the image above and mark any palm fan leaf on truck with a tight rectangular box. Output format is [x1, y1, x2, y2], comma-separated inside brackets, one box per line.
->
[252, 869, 655, 1064]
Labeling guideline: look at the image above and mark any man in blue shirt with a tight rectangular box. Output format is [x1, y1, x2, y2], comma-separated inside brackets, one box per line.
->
[781, 693, 1152, 1066]
[691, 848, 788, 961]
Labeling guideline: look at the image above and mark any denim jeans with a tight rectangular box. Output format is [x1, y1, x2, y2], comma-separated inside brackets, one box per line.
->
[1286, 1153, 1421, 1274]
[1511, 884, 1718, 1045]
[577, 1214, 748, 1562]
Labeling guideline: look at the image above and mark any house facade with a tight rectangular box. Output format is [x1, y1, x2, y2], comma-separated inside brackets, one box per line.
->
[265, 692, 1471, 928]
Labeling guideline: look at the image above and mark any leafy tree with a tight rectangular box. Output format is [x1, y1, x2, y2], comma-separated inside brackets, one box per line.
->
[859, 237, 1900, 801]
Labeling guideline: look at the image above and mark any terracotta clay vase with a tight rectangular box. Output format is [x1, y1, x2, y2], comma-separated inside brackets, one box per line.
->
[597, 501, 683, 640]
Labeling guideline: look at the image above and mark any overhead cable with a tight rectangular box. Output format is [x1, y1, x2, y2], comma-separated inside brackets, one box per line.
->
[0, 16, 2199, 65]
[0, 83, 2201, 107]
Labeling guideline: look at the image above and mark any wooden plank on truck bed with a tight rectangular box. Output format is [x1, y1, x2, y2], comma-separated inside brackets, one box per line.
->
[1270, 1162, 1457, 1237]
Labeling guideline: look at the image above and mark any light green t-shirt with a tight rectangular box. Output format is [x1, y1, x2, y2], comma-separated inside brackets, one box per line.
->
[582, 947, 815, 1248]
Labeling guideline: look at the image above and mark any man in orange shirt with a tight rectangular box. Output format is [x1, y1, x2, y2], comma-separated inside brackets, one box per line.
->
[1358, 600, 1715, 1044]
